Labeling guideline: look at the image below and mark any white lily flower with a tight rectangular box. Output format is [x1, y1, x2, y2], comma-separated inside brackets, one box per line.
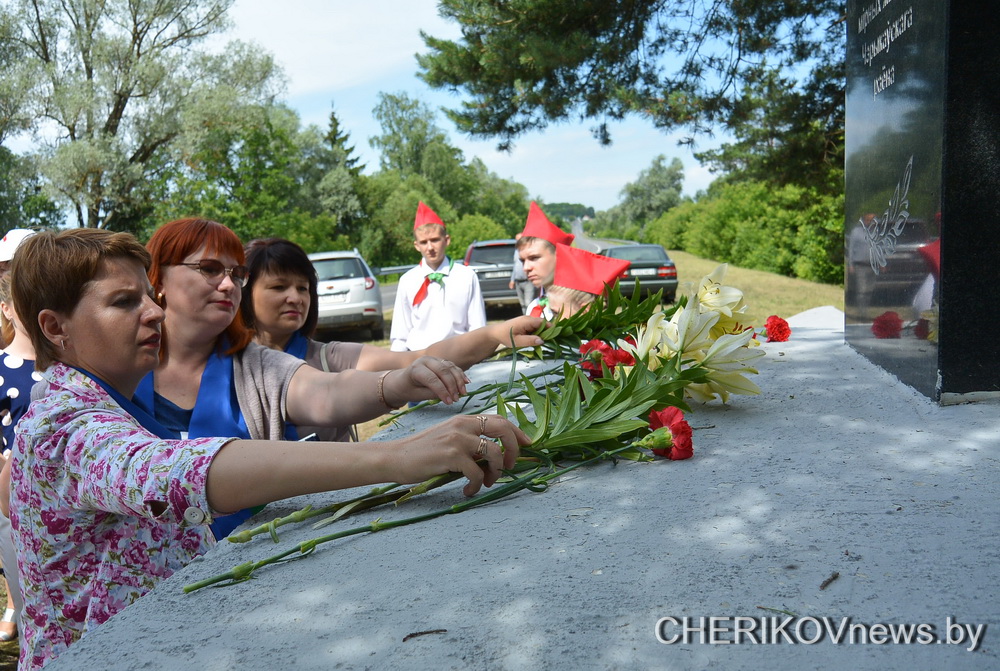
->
[662, 300, 719, 355]
[617, 311, 666, 364]
[697, 264, 748, 318]
[699, 329, 766, 371]
[686, 370, 762, 403]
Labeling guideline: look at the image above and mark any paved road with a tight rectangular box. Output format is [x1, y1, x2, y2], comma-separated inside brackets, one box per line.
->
[379, 280, 397, 314]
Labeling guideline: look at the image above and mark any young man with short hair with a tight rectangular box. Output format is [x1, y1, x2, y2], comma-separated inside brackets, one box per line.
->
[390, 202, 486, 351]
[516, 202, 575, 319]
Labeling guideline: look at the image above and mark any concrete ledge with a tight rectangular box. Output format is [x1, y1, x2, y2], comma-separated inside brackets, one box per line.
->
[47, 307, 999, 670]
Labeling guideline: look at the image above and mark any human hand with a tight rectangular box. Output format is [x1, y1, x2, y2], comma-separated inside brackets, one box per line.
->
[489, 315, 545, 348]
[383, 356, 469, 406]
[392, 414, 530, 496]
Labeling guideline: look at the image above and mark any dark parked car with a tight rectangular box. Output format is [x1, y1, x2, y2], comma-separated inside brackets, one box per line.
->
[598, 243, 678, 303]
[463, 239, 520, 309]
[308, 249, 385, 340]
[846, 217, 937, 307]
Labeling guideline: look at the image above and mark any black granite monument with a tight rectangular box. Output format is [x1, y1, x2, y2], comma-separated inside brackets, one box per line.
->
[845, 0, 1000, 403]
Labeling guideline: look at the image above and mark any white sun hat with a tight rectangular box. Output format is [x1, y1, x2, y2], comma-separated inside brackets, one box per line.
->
[0, 229, 36, 262]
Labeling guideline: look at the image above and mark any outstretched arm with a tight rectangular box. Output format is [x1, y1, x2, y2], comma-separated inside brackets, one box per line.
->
[354, 315, 545, 372]
[206, 413, 529, 512]
[285, 356, 471, 428]
[0, 456, 9, 518]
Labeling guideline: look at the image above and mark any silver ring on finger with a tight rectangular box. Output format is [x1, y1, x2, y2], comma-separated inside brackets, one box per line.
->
[476, 437, 490, 458]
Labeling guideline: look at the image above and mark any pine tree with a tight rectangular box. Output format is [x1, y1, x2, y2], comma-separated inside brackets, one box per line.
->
[325, 105, 365, 180]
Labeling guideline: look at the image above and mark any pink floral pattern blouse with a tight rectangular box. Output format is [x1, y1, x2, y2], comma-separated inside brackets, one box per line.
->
[10, 363, 235, 670]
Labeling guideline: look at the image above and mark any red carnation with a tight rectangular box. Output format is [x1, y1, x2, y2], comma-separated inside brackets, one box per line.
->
[764, 315, 791, 342]
[643, 406, 694, 460]
[608, 347, 636, 367]
[579, 339, 610, 375]
[872, 311, 903, 339]
[580, 339, 610, 357]
[579, 339, 635, 379]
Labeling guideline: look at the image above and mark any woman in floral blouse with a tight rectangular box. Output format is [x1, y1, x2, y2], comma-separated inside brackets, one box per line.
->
[6, 228, 527, 670]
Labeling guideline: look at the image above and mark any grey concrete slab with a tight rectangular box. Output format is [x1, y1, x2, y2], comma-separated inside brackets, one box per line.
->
[47, 307, 999, 670]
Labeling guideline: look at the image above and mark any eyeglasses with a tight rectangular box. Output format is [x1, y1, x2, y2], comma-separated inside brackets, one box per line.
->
[177, 260, 249, 287]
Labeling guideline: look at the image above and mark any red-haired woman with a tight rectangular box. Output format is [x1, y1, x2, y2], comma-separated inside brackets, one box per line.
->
[138, 219, 480, 538]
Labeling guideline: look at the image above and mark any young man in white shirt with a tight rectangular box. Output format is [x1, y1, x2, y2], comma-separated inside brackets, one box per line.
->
[390, 202, 486, 351]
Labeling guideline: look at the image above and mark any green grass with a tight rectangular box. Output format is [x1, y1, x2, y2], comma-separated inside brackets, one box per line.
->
[667, 250, 844, 326]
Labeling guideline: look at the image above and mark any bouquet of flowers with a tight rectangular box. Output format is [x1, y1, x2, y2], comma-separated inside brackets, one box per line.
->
[579, 264, 767, 403]
[184, 264, 785, 592]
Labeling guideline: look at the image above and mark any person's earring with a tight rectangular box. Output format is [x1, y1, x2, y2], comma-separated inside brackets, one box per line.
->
[156, 292, 165, 305]
[60, 339, 67, 350]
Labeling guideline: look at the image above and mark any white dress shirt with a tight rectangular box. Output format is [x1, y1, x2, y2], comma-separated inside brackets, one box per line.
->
[390, 257, 487, 351]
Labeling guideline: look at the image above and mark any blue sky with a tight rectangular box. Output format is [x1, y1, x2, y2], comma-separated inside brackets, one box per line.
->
[221, 0, 724, 211]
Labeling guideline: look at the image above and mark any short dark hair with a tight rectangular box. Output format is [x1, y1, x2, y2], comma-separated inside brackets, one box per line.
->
[242, 238, 319, 338]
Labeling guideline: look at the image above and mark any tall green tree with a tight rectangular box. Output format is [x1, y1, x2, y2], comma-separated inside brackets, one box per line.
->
[418, 0, 844, 193]
[325, 104, 365, 180]
[0, 0, 282, 229]
[0, 146, 64, 229]
[619, 155, 684, 226]
[695, 68, 845, 196]
[370, 92, 482, 217]
[357, 172, 454, 268]
[465, 158, 529, 234]
[587, 155, 684, 241]
[146, 105, 334, 247]
[306, 105, 366, 243]
[370, 92, 449, 176]
[0, 16, 31, 143]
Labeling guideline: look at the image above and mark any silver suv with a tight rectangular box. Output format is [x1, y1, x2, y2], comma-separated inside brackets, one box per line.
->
[308, 250, 385, 340]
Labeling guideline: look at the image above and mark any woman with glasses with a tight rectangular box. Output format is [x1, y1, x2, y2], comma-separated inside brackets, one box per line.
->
[138, 219, 480, 539]
[241, 238, 545, 443]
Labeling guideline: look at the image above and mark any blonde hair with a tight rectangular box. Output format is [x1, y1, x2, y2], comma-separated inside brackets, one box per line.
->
[515, 236, 554, 252]
[413, 222, 447, 239]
